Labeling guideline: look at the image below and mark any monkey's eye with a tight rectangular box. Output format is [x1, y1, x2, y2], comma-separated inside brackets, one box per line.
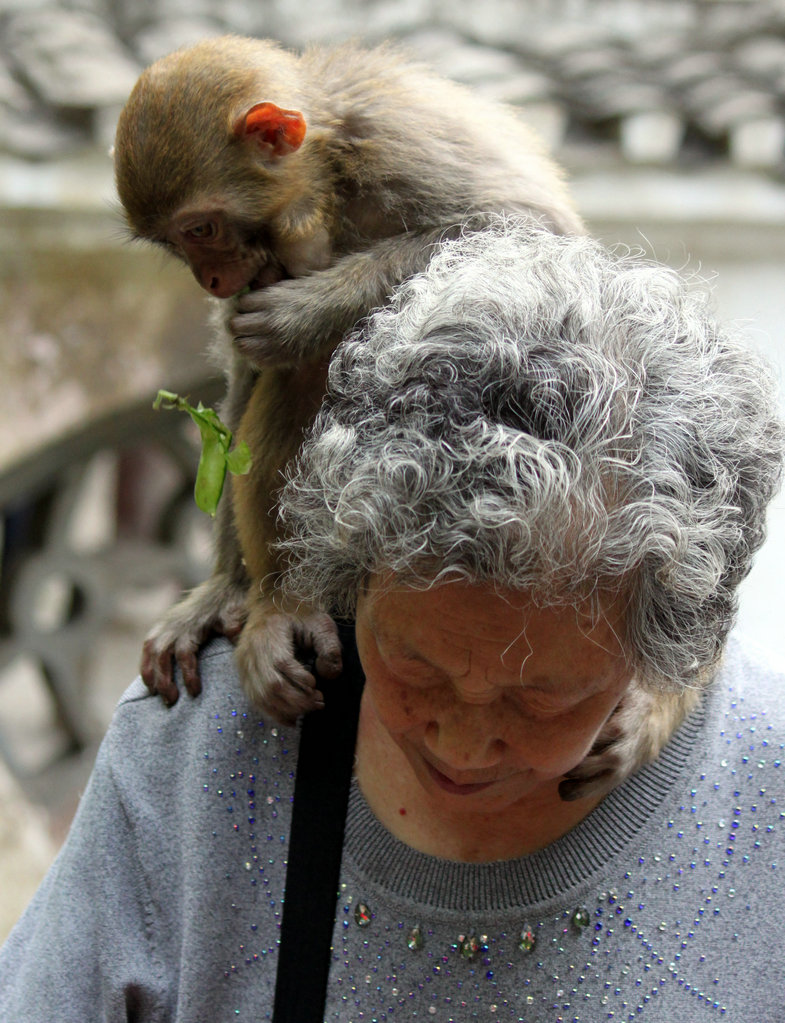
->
[184, 221, 218, 242]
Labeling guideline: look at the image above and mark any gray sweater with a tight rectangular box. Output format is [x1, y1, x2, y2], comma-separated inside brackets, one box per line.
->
[0, 635, 783, 1022]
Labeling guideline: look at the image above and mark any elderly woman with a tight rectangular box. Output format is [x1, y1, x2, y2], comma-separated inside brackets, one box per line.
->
[1, 223, 783, 1021]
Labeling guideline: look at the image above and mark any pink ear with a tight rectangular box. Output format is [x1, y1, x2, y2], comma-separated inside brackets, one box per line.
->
[233, 102, 306, 158]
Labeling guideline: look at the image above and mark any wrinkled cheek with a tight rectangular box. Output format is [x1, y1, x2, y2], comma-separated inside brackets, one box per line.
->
[389, 700, 434, 738]
[368, 682, 430, 736]
[558, 721, 613, 774]
[528, 748, 578, 779]
[515, 723, 598, 779]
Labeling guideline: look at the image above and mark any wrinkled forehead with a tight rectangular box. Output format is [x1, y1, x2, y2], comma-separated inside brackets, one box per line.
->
[356, 574, 631, 687]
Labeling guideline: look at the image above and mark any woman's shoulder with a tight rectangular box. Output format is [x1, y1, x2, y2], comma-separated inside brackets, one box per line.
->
[720, 634, 785, 718]
[104, 638, 299, 808]
[705, 634, 785, 788]
[114, 637, 249, 718]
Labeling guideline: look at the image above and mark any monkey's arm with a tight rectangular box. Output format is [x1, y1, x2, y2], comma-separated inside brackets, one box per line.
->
[230, 225, 469, 366]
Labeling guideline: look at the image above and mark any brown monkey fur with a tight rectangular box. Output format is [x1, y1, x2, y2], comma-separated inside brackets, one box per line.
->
[114, 34, 693, 798]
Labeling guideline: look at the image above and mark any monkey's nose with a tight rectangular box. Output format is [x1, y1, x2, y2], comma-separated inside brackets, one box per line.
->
[199, 270, 243, 299]
[195, 263, 254, 298]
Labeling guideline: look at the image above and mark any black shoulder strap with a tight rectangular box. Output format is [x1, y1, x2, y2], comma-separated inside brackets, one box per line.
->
[272, 622, 364, 1023]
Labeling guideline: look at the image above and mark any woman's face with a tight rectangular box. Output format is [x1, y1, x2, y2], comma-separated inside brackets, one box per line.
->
[355, 577, 632, 816]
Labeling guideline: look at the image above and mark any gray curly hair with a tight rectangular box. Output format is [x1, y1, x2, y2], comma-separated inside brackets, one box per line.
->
[277, 221, 784, 691]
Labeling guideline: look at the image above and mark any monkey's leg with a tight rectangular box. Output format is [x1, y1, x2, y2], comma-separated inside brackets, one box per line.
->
[140, 493, 249, 705]
[230, 361, 342, 722]
[140, 347, 257, 705]
[558, 684, 702, 802]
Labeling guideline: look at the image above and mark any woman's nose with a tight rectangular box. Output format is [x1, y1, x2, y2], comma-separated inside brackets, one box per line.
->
[423, 702, 505, 770]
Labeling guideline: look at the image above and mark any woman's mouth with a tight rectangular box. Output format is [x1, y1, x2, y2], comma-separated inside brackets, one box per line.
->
[423, 760, 496, 796]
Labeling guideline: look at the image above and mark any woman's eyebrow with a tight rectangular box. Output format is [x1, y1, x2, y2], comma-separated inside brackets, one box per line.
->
[383, 639, 434, 665]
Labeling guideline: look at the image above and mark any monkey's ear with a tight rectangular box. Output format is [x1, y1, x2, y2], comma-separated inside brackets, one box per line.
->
[233, 102, 306, 159]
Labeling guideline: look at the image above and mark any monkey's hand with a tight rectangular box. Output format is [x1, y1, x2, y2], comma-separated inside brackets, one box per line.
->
[141, 573, 248, 706]
[235, 601, 343, 725]
[557, 693, 630, 803]
[229, 230, 456, 367]
[558, 683, 699, 802]
[229, 276, 342, 367]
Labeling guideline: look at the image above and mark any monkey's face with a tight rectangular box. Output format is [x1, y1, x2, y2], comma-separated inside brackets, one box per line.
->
[160, 204, 286, 298]
[115, 70, 333, 299]
[140, 192, 335, 299]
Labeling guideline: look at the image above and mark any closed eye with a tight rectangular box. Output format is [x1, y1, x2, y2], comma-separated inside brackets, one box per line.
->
[509, 688, 588, 719]
[385, 653, 441, 686]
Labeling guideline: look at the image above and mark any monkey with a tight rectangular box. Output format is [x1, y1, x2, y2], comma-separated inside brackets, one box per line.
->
[114, 34, 693, 800]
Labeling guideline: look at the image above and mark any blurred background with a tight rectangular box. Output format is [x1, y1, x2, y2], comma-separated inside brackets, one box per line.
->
[1, 0, 785, 941]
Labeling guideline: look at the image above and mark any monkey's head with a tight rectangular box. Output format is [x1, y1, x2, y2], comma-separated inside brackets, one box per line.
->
[114, 36, 330, 298]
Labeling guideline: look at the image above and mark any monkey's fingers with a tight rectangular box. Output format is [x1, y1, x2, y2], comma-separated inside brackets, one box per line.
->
[278, 655, 326, 713]
[558, 714, 626, 802]
[298, 612, 343, 679]
[174, 638, 203, 699]
[140, 642, 180, 707]
[558, 765, 620, 803]
[229, 287, 303, 367]
[249, 663, 325, 725]
[229, 301, 274, 343]
[222, 617, 245, 641]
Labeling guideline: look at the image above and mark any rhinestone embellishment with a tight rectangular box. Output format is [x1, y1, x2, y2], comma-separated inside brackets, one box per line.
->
[571, 906, 591, 931]
[518, 925, 536, 952]
[354, 902, 372, 927]
[458, 933, 481, 960]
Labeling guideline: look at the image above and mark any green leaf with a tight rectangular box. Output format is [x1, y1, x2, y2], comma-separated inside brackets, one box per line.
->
[194, 432, 228, 517]
[153, 389, 253, 516]
[225, 440, 253, 477]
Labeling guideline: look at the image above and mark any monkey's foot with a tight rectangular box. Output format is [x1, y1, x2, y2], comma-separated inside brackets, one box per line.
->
[236, 609, 343, 724]
[141, 575, 247, 706]
[558, 682, 697, 802]
[558, 684, 652, 802]
[557, 704, 629, 802]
